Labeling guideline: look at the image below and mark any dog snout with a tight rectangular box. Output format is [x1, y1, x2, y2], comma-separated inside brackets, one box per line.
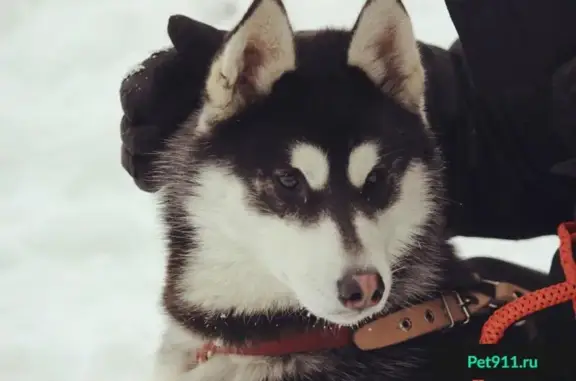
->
[337, 269, 385, 310]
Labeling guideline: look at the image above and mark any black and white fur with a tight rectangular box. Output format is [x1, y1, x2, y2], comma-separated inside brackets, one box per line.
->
[151, 1, 488, 380]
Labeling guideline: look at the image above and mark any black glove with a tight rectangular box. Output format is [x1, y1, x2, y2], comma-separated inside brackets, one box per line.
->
[120, 16, 224, 191]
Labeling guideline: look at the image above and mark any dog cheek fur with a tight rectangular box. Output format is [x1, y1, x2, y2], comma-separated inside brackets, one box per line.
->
[178, 167, 350, 317]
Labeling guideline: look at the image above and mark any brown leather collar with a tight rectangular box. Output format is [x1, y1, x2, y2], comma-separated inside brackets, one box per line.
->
[195, 279, 529, 363]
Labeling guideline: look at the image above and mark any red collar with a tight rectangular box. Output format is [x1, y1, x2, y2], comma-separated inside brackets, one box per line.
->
[194, 281, 527, 363]
[196, 325, 351, 362]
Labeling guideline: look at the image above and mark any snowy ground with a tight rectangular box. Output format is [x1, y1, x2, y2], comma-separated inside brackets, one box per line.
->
[0, 1, 560, 380]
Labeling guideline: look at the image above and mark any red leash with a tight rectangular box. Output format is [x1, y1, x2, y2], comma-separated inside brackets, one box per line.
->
[480, 222, 576, 344]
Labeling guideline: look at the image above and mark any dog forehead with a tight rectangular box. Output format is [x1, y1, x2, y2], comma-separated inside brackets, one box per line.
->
[200, 51, 422, 169]
[252, 81, 388, 143]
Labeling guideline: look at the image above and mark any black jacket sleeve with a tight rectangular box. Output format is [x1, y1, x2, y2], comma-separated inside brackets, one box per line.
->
[444, 0, 576, 239]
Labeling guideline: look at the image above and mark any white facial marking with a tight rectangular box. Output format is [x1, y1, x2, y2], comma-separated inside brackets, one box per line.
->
[289, 143, 330, 190]
[181, 166, 300, 313]
[347, 142, 380, 188]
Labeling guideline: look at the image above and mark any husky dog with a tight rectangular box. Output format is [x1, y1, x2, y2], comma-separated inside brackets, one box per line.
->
[151, 0, 484, 380]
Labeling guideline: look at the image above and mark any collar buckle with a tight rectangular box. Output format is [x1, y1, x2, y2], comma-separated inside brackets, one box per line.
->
[441, 291, 472, 328]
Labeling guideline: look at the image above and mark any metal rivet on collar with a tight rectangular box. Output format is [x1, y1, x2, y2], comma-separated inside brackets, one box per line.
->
[399, 317, 412, 331]
[424, 309, 435, 323]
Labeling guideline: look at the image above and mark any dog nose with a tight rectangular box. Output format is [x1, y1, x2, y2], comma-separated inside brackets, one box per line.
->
[337, 270, 385, 310]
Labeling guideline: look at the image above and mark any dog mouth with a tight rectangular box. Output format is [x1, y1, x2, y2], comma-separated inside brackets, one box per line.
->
[288, 267, 391, 326]
[320, 305, 385, 326]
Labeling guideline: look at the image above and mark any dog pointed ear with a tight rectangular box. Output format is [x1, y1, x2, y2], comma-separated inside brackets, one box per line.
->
[347, 0, 424, 113]
[202, 0, 295, 121]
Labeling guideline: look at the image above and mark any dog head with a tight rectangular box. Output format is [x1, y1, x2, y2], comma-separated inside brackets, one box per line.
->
[159, 0, 446, 327]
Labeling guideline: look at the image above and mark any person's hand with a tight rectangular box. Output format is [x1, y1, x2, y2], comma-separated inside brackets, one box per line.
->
[119, 16, 224, 191]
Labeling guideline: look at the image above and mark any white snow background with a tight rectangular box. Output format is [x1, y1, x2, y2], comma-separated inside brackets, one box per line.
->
[0, 0, 560, 380]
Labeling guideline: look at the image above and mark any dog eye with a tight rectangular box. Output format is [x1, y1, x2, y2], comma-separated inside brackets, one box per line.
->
[274, 170, 300, 189]
[365, 170, 378, 185]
